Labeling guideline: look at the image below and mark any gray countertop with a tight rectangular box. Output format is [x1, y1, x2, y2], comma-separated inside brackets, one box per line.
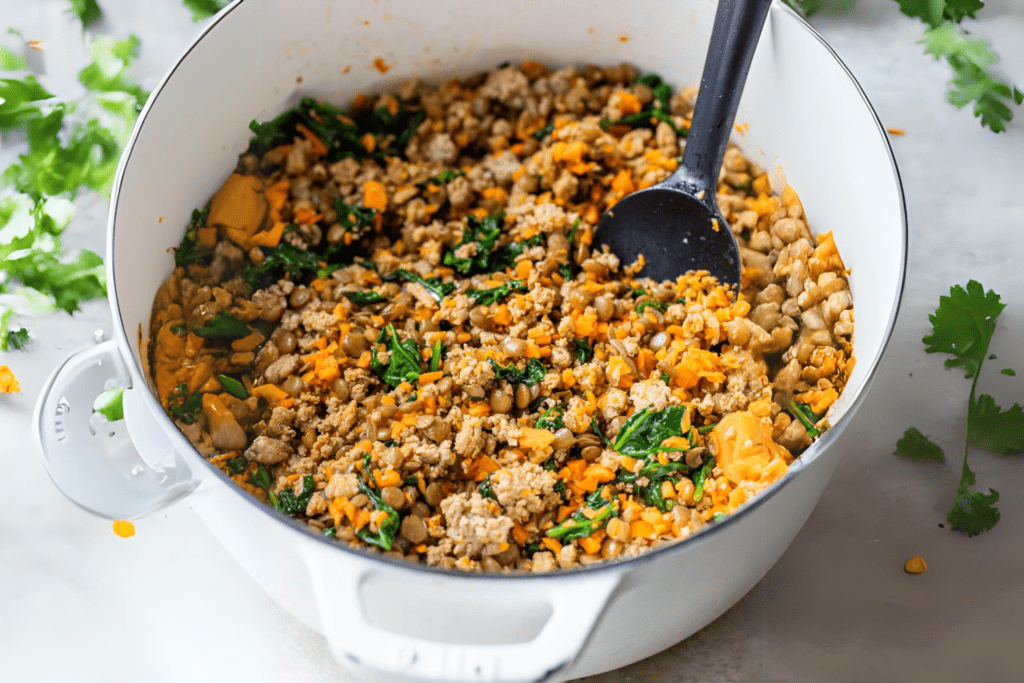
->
[1, 1, 1023, 681]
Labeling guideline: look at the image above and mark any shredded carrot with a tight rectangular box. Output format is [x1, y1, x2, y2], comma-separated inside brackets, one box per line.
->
[418, 371, 443, 384]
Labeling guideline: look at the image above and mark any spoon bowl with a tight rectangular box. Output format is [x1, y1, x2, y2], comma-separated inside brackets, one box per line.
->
[593, 0, 772, 292]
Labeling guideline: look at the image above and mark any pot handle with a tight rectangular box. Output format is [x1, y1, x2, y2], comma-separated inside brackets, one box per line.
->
[34, 340, 199, 519]
[304, 548, 621, 683]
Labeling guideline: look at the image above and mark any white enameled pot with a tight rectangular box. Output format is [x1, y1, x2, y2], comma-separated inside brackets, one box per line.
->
[34, 1, 907, 681]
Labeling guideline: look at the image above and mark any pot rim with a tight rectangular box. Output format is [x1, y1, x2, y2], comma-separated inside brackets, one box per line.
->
[106, 0, 908, 582]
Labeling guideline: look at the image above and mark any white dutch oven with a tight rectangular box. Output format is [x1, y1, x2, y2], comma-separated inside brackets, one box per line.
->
[34, 1, 906, 680]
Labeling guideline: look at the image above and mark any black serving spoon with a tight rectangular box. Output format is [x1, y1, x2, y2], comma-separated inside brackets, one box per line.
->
[593, 0, 773, 292]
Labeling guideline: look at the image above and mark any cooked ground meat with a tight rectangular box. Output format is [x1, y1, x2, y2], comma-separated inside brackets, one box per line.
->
[148, 61, 854, 573]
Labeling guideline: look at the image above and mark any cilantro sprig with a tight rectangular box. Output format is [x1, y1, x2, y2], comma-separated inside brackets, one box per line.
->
[899, 281, 1024, 536]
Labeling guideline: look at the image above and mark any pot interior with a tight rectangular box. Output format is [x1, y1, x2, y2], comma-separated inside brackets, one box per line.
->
[111, 0, 903, 467]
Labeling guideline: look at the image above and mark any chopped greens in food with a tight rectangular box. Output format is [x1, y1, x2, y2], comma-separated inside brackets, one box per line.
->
[600, 73, 688, 138]
[356, 455, 401, 550]
[535, 405, 566, 431]
[371, 324, 421, 388]
[276, 475, 314, 516]
[343, 291, 387, 306]
[902, 281, 1023, 536]
[789, 401, 824, 438]
[547, 487, 618, 540]
[217, 374, 249, 400]
[191, 312, 250, 340]
[417, 169, 465, 186]
[466, 279, 528, 306]
[574, 337, 593, 363]
[147, 62, 855, 572]
[488, 357, 547, 387]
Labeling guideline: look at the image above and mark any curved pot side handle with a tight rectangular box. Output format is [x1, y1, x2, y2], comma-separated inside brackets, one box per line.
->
[304, 549, 621, 683]
[34, 340, 199, 520]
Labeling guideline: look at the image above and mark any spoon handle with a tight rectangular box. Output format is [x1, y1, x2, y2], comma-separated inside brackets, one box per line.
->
[674, 0, 773, 194]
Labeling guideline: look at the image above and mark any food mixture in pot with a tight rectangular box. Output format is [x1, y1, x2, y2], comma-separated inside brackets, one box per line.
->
[149, 62, 854, 572]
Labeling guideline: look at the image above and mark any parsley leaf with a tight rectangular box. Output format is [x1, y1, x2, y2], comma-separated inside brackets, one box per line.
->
[5, 327, 29, 351]
[68, 0, 102, 26]
[488, 357, 547, 387]
[77, 36, 149, 110]
[92, 387, 125, 422]
[896, 427, 946, 460]
[923, 280, 1003, 379]
[466, 279, 527, 306]
[948, 462, 1000, 537]
[370, 323, 421, 388]
[244, 242, 320, 289]
[896, 0, 984, 27]
[782, 0, 823, 19]
[0, 46, 27, 71]
[0, 75, 54, 130]
[968, 394, 1024, 455]
[167, 383, 202, 424]
[918, 21, 1022, 133]
[183, 0, 230, 21]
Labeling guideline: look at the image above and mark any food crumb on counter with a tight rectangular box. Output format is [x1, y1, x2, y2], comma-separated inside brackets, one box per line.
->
[904, 555, 927, 574]
[886, 127, 905, 136]
[112, 520, 136, 538]
[0, 366, 20, 394]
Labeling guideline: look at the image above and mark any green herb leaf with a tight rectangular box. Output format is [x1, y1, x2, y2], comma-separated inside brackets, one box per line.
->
[0, 75, 53, 130]
[183, 0, 230, 22]
[967, 394, 1024, 455]
[356, 454, 401, 550]
[920, 22, 1022, 133]
[600, 73, 687, 138]
[217, 374, 249, 400]
[1002, 368, 1016, 376]
[248, 463, 272, 493]
[335, 197, 377, 239]
[276, 475, 315, 516]
[244, 242, 320, 289]
[68, 0, 103, 26]
[191, 312, 250, 340]
[343, 291, 387, 305]
[574, 337, 593, 363]
[370, 323, 421, 388]
[0, 46, 27, 71]
[466, 279, 528, 306]
[77, 35, 149, 110]
[478, 475, 496, 499]
[896, 427, 946, 460]
[924, 280, 1003, 379]
[948, 468, 1000, 536]
[896, 0, 984, 28]
[546, 487, 617, 540]
[93, 387, 125, 422]
[488, 357, 547, 387]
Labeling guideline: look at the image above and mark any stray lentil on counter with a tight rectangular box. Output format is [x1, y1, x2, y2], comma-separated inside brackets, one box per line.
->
[148, 62, 854, 572]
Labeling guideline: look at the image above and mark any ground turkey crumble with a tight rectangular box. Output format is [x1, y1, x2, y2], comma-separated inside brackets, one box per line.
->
[148, 61, 854, 573]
